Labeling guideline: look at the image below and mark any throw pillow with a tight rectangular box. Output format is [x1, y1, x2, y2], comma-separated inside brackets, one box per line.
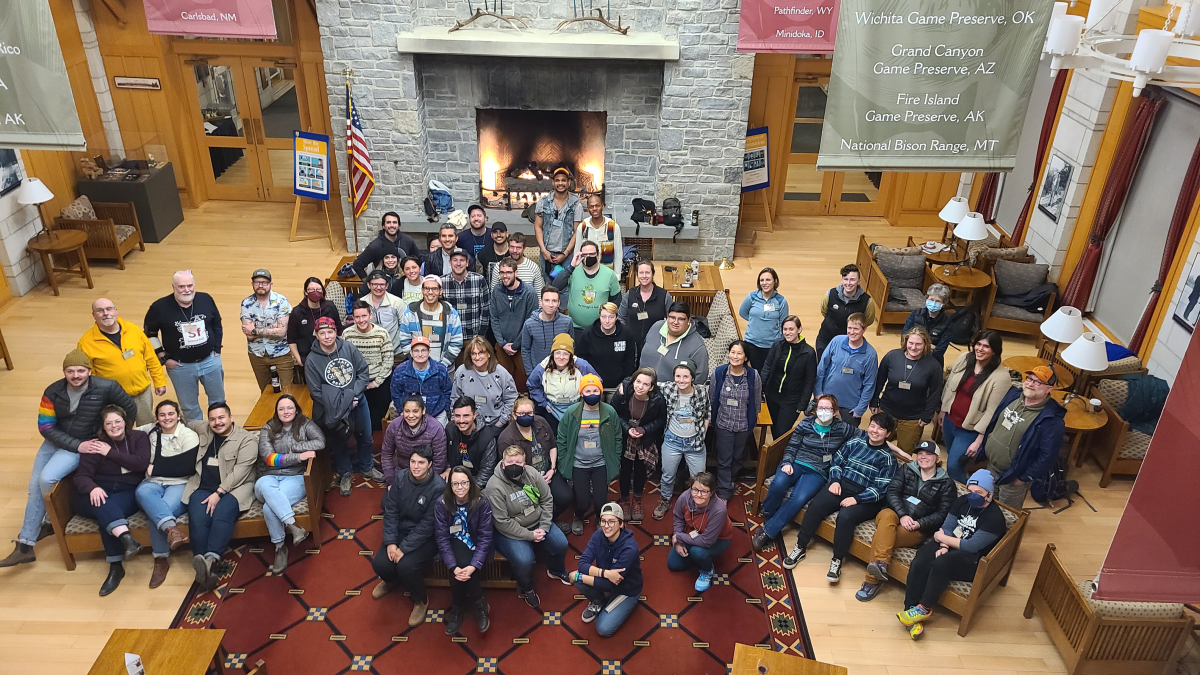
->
[875, 252, 926, 289]
[994, 259, 1049, 296]
[978, 245, 1030, 261]
[60, 195, 97, 221]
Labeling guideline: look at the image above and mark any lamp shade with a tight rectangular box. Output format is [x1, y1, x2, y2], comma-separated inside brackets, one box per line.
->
[17, 177, 54, 205]
[953, 212, 988, 241]
[938, 196, 969, 224]
[1061, 332, 1109, 372]
[1045, 15, 1085, 55]
[1041, 306, 1085, 343]
[1129, 29, 1173, 74]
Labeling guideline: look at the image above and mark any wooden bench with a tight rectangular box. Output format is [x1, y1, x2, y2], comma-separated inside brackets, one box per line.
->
[427, 556, 517, 589]
[44, 457, 331, 571]
[754, 429, 1030, 636]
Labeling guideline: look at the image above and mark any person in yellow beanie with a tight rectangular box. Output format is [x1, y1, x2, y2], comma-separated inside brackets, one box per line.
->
[526, 332, 598, 438]
[555, 372, 620, 535]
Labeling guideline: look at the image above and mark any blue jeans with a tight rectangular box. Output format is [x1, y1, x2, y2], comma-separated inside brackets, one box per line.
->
[575, 579, 639, 637]
[254, 475, 307, 544]
[18, 441, 80, 546]
[188, 489, 242, 558]
[759, 464, 825, 538]
[660, 429, 707, 501]
[135, 481, 187, 557]
[667, 538, 732, 573]
[493, 525, 568, 593]
[71, 484, 140, 562]
[167, 353, 226, 423]
[941, 416, 978, 485]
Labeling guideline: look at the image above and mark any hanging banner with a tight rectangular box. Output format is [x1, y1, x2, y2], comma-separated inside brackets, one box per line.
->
[294, 131, 330, 201]
[143, 0, 278, 40]
[817, 0, 1051, 171]
[742, 127, 770, 192]
[0, 0, 86, 151]
[737, 0, 839, 53]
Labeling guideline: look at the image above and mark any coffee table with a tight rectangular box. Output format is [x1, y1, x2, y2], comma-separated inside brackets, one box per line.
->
[244, 383, 314, 430]
[928, 264, 991, 306]
[646, 260, 725, 317]
[88, 628, 226, 675]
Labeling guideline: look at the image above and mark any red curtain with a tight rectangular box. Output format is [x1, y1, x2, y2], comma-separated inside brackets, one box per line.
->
[1061, 89, 1166, 309]
[1129, 135, 1200, 353]
[1011, 69, 1070, 244]
[975, 172, 1000, 224]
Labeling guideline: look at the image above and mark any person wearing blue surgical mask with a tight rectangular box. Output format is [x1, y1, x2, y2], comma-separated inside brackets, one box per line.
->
[896, 468, 1007, 640]
[902, 284, 955, 364]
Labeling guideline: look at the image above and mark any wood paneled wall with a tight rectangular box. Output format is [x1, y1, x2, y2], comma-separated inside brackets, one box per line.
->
[886, 172, 961, 227]
[740, 54, 795, 228]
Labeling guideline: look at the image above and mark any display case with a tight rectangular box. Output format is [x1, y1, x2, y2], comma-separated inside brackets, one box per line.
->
[72, 133, 184, 243]
[72, 133, 169, 182]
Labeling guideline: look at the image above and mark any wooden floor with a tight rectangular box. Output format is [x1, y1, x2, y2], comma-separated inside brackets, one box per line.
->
[0, 205, 1190, 674]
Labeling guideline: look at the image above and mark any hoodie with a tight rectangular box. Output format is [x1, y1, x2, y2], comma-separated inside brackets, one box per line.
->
[638, 319, 710, 385]
[578, 527, 642, 598]
[352, 229, 420, 278]
[490, 280, 539, 349]
[381, 413, 448, 484]
[483, 464, 554, 541]
[519, 310, 574, 376]
[575, 318, 637, 388]
[304, 337, 370, 427]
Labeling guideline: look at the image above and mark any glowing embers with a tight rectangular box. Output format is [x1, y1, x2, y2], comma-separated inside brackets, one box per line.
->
[477, 108, 605, 210]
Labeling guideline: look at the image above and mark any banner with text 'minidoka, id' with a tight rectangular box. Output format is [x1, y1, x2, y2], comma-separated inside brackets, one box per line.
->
[737, 0, 840, 54]
[817, 0, 1051, 171]
[143, 0, 277, 39]
[0, 0, 86, 151]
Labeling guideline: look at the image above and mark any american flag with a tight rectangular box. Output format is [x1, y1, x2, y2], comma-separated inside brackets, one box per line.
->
[346, 83, 374, 218]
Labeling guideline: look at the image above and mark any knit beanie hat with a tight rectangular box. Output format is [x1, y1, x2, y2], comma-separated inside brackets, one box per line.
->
[551, 333, 574, 355]
[63, 349, 92, 370]
[578, 373, 604, 394]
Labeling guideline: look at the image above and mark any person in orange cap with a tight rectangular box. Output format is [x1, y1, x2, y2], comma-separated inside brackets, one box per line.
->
[976, 365, 1066, 508]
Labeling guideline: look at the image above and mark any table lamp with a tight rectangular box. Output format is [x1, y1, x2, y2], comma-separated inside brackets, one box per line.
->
[1040, 306, 1084, 363]
[946, 211, 988, 275]
[1061, 332, 1109, 403]
[938, 196, 969, 249]
[18, 177, 55, 241]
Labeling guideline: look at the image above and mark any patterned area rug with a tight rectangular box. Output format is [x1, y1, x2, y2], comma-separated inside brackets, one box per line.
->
[171, 479, 813, 674]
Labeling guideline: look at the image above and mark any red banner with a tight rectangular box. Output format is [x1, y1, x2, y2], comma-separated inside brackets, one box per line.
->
[142, 0, 277, 39]
[737, 0, 839, 54]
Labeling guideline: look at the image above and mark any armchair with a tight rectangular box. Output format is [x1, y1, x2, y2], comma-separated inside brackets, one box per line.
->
[53, 201, 145, 269]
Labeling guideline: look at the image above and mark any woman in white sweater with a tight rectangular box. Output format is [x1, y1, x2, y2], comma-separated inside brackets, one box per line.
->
[135, 400, 200, 588]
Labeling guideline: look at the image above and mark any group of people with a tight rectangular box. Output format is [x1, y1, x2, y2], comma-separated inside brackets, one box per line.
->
[3, 209, 1067, 641]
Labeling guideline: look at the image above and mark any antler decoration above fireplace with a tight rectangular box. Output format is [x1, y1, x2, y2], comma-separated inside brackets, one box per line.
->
[553, 8, 629, 35]
[449, 0, 530, 33]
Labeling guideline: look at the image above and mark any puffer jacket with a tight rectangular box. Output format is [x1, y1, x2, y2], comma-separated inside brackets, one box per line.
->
[381, 413, 447, 484]
[39, 376, 137, 451]
[258, 419, 326, 477]
[779, 415, 862, 478]
[380, 468, 445, 553]
[434, 497, 494, 571]
[884, 460, 956, 534]
[527, 357, 598, 408]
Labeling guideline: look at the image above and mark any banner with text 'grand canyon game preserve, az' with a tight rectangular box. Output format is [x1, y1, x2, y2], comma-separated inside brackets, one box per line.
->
[143, 0, 277, 40]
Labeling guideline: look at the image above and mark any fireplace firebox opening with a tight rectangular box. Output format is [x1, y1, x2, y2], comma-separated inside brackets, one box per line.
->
[477, 109, 606, 211]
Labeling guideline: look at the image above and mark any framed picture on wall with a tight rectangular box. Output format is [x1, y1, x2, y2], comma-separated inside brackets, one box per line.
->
[0, 149, 19, 197]
[1172, 252, 1200, 333]
[1037, 153, 1073, 223]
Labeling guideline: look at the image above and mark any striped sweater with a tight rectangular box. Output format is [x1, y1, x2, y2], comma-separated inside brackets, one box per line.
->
[827, 436, 898, 504]
[341, 323, 394, 387]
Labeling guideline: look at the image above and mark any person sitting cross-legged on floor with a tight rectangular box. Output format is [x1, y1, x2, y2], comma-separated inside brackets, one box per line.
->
[897, 469, 1007, 639]
[254, 394, 325, 575]
[433, 466, 493, 636]
[372, 445, 446, 628]
[668, 472, 733, 593]
[855, 440, 955, 602]
[780, 411, 898, 580]
[571, 502, 643, 637]
[135, 399, 199, 588]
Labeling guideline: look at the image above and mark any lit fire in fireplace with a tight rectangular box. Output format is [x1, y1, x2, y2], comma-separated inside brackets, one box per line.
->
[476, 109, 606, 210]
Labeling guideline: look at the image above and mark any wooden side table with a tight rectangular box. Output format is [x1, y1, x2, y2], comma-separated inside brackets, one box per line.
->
[27, 229, 93, 296]
[244, 383, 314, 430]
[1051, 390, 1108, 474]
[326, 254, 360, 293]
[928, 264, 990, 307]
[88, 628, 226, 675]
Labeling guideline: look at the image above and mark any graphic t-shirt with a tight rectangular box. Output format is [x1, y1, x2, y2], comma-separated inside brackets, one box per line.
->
[984, 398, 1046, 472]
[566, 265, 621, 330]
[574, 408, 604, 469]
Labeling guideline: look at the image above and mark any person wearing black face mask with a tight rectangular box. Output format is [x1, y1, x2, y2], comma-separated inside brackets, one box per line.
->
[287, 277, 341, 383]
[897, 469, 1006, 639]
[553, 240, 622, 333]
[555, 374, 620, 536]
[498, 395, 574, 526]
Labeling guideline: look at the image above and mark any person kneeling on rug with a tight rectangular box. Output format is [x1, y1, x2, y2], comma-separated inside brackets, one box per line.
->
[897, 469, 1006, 639]
[669, 472, 733, 592]
[255, 394, 324, 575]
[434, 466, 493, 635]
[855, 440, 954, 602]
[372, 445, 445, 627]
[185, 402, 259, 591]
[484, 446, 570, 609]
[571, 502, 643, 637]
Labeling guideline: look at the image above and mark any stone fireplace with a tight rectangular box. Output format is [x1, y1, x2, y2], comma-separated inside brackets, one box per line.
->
[316, 0, 753, 260]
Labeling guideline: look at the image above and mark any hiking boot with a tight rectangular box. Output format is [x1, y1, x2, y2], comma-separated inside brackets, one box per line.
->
[165, 526, 187, 551]
[547, 568, 572, 585]
[866, 561, 888, 582]
[652, 498, 671, 521]
[149, 558, 170, 589]
[782, 545, 806, 569]
[99, 563, 125, 597]
[271, 545, 289, 575]
[520, 589, 541, 609]
[897, 605, 932, 626]
[570, 517, 584, 536]
[695, 570, 714, 593]
[339, 473, 352, 497]
[474, 596, 490, 632]
[826, 557, 843, 584]
[751, 530, 769, 553]
[0, 543, 34, 568]
[363, 468, 385, 483]
[371, 580, 393, 600]
[37, 522, 55, 542]
[855, 581, 882, 602]
[287, 523, 309, 547]
[581, 602, 602, 623]
[444, 606, 463, 635]
[118, 532, 142, 560]
[631, 497, 644, 521]
[408, 600, 428, 627]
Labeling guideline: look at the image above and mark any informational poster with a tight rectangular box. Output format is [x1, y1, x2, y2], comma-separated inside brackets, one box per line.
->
[143, 0, 278, 40]
[742, 127, 771, 192]
[737, 0, 839, 53]
[294, 131, 330, 201]
[817, 0, 1051, 171]
[0, 0, 86, 151]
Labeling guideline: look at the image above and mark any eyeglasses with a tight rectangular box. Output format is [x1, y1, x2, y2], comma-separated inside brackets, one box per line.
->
[450, 481, 471, 488]
[690, 487, 711, 496]
[599, 518, 620, 526]
[252, 280, 271, 286]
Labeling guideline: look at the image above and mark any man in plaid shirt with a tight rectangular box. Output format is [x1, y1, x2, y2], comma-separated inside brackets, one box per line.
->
[441, 249, 490, 341]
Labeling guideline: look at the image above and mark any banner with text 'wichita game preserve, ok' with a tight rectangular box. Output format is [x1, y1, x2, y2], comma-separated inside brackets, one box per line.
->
[817, 0, 1051, 171]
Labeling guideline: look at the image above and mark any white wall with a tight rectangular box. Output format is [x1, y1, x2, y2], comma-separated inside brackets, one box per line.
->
[0, 151, 48, 296]
[1147, 234, 1200, 387]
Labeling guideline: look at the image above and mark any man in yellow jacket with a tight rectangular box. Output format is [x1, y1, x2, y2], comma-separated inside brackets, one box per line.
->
[78, 298, 167, 425]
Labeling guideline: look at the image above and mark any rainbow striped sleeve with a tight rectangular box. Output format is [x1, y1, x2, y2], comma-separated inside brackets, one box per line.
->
[265, 453, 286, 467]
[37, 395, 57, 433]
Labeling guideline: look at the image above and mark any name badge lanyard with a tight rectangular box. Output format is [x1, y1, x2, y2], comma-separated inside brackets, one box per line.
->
[897, 356, 918, 391]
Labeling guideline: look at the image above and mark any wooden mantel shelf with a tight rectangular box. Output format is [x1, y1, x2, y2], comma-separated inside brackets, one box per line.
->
[397, 27, 680, 61]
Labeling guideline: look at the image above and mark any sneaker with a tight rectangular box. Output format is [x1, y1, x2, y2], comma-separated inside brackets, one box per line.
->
[855, 581, 882, 602]
[371, 580, 393, 600]
[897, 605, 932, 626]
[782, 545, 806, 569]
[570, 517, 584, 536]
[339, 473, 352, 497]
[908, 622, 925, 640]
[520, 589, 541, 608]
[363, 468, 385, 483]
[408, 600, 429, 627]
[631, 498, 644, 521]
[444, 606, 463, 635]
[694, 570, 714, 593]
[652, 498, 671, 521]
[866, 561, 888, 582]
[826, 557, 842, 584]
[581, 602, 602, 623]
[547, 568, 572, 585]
[474, 596, 491, 632]
[751, 530, 769, 552]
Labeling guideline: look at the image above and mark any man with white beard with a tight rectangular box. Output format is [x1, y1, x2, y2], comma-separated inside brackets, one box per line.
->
[144, 271, 225, 422]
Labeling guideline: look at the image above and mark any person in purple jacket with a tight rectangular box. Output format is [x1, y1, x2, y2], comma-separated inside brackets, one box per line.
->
[569, 502, 643, 637]
[381, 395, 448, 484]
[669, 472, 734, 593]
[434, 466, 493, 636]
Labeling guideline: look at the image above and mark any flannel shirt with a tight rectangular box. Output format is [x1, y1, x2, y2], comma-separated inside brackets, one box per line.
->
[827, 436, 897, 504]
[440, 271, 490, 340]
[657, 381, 711, 430]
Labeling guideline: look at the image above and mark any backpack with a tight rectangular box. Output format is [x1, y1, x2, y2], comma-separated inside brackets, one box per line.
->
[428, 179, 453, 214]
[1029, 454, 1094, 514]
[662, 197, 684, 241]
[631, 198, 656, 235]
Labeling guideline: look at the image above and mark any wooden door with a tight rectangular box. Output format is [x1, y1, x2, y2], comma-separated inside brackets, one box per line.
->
[240, 58, 310, 202]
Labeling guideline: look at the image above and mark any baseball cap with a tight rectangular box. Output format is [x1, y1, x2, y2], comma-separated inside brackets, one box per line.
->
[599, 502, 625, 522]
[366, 270, 389, 282]
[1024, 366, 1058, 386]
[450, 248, 470, 261]
[913, 440, 940, 456]
[315, 317, 337, 332]
[491, 222, 508, 232]
[421, 274, 442, 288]
[966, 469, 995, 493]
[410, 336, 431, 349]
[251, 268, 272, 281]
[552, 167, 571, 178]
[467, 204, 486, 216]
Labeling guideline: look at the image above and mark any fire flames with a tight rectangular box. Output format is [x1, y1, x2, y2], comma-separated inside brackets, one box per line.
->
[476, 109, 606, 208]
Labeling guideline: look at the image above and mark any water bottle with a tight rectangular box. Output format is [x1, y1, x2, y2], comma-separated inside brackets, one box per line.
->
[270, 365, 281, 393]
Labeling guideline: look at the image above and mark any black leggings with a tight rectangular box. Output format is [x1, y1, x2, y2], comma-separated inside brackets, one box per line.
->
[795, 485, 884, 559]
[743, 342, 770, 372]
[448, 537, 484, 607]
[904, 539, 980, 609]
[572, 465, 610, 520]
[548, 471, 574, 520]
[766, 395, 803, 441]
[619, 455, 647, 499]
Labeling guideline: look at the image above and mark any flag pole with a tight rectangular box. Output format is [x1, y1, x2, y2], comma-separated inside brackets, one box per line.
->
[343, 67, 358, 253]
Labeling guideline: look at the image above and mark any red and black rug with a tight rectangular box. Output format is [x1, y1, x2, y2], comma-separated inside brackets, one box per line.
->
[172, 479, 813, 674]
